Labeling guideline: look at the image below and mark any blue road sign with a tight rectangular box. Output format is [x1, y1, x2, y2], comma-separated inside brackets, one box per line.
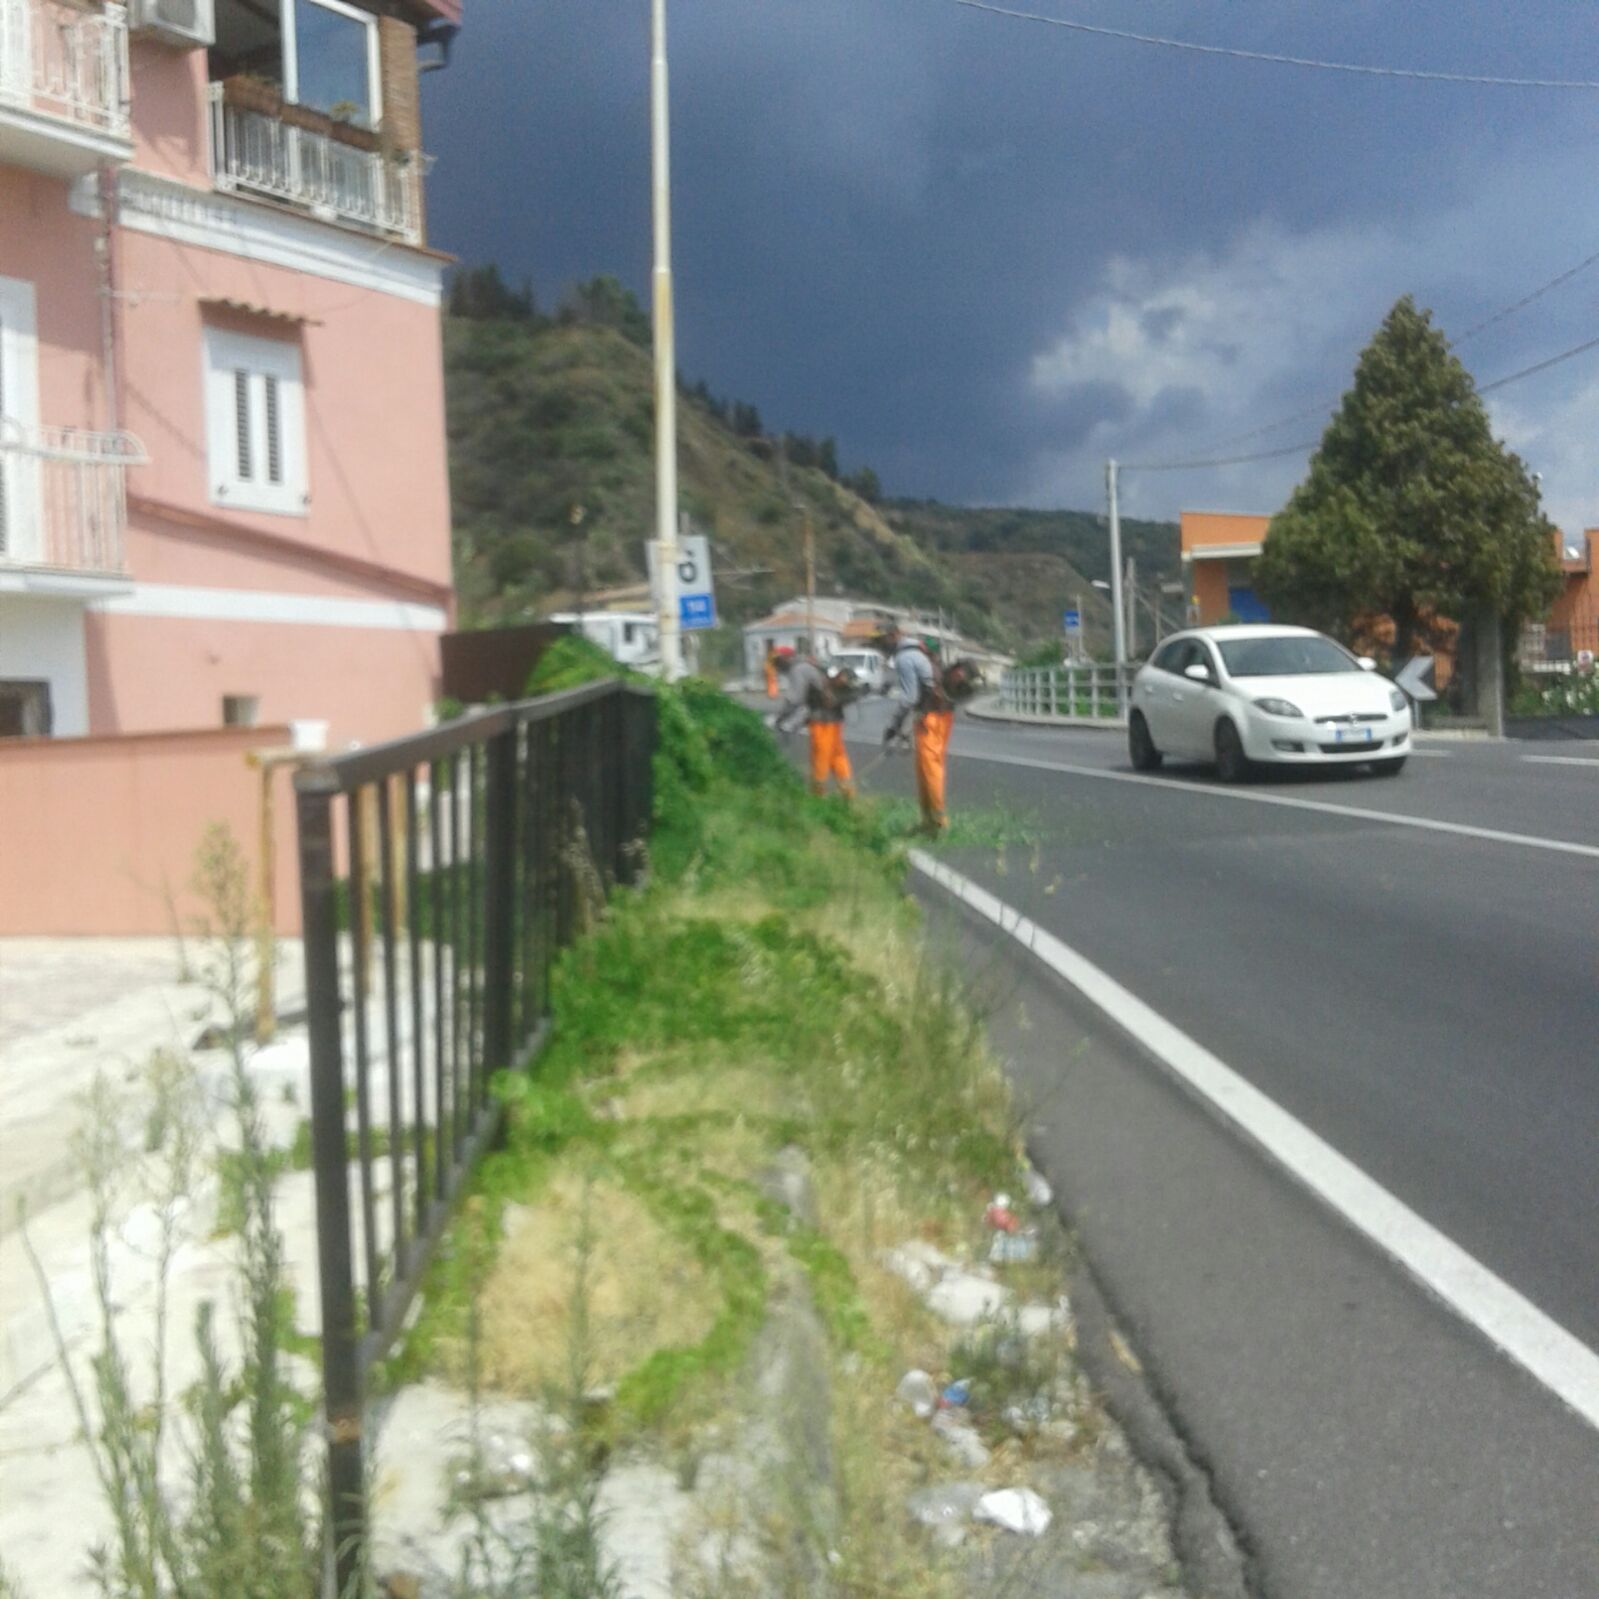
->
[1063, 609, 1082, 630]
[681, 593, 716, 629]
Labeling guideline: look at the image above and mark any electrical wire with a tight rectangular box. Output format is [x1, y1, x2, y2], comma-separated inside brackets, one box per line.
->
[1476, 329, 1599, 394]
[1451, 245, 1599, 346]
[1136, 243, 1599, 461]
[1124, 330, 1599, 471]
[1122, 438, 1318, 472]
[954, 0, 1599, 90]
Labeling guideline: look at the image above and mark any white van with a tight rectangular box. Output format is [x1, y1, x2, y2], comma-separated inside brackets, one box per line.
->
[830, 648, 889, 694]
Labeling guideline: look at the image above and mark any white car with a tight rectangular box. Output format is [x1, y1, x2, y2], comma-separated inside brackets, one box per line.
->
[1128, 624, 1412, 780]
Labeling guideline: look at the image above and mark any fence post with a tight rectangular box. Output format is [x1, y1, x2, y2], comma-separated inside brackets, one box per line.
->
[296, 773, 366, 1598]
[482, 725, 517, 1076]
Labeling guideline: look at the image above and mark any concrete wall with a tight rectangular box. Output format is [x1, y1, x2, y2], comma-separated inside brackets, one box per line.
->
[0, 725, 302, 935]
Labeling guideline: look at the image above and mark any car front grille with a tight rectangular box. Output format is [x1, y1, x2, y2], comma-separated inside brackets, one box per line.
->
[1314, 712, 1385, 725]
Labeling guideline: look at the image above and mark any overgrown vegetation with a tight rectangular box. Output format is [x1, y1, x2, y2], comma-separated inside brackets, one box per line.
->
[390, 663, 1056, 1593]
[1510, 668, 1599, 718]
[20, 825, 319, 1599]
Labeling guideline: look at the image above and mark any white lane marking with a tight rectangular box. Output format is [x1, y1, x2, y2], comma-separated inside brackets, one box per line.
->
[952, 746, 1599, 861]
[1523, 754, 1599, 768]
[910, 850, 1599, 1435]
[1407, 747, 1453, 758]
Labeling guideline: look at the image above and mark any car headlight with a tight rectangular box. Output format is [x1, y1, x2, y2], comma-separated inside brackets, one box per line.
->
[1252, 697, 1303, 718]
[1389, 688, 1407, 712]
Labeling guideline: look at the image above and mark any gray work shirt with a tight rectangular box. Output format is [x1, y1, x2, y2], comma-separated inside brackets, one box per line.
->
[894, 643, 936, 708]
[778, 660, 842, 726]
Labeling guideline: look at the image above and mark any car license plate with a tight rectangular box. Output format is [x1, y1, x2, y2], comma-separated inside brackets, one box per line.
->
[1334, 726, 1373, 743]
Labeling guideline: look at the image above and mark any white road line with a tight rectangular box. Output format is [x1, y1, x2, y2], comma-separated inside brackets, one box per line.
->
[953, 746, 1599, 860]
[910, 850, 1599, 1435]
[1523, 754, 1599, 768]
[1407, 747, 1453, 758]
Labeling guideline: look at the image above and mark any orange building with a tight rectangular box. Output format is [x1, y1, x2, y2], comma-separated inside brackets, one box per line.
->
[1181, 511, 1591, 684]
[1549, 530, 1598, 660]
[1178, 511, 1271, 624]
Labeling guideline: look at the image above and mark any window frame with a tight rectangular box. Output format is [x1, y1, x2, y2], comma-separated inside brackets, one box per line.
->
[202, 325, 308, 518]
[281, 0, 383, 127]
[1151, 638, 1190, 677]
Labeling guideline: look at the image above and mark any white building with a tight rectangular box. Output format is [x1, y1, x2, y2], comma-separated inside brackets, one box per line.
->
[741, 596, 1010, 684]
[550, 611, 660, 671]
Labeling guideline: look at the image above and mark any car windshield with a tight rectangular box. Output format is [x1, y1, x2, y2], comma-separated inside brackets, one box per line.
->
[1217, 636, 1358, 677]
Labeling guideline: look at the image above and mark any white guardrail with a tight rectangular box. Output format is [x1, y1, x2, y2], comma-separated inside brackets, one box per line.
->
[998, 663, 1137, 722]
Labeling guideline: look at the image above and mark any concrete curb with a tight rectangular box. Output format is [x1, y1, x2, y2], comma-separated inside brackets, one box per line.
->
[1054, 1222, 1254, 1599]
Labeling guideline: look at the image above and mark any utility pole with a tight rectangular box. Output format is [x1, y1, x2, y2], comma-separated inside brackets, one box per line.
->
[649, 0, 683, 681]
[1125, 556, 1138, 660]
[1106, 458, 1127, 691]
[802, 505, 816, 655]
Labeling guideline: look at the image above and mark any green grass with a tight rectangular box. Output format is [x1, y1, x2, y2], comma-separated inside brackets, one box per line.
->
[386, 673, 1022, 1437]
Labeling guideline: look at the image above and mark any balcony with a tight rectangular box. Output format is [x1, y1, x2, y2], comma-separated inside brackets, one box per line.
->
[0, 421, 144, 592]
[207, 81, 421, 245]
[0, 0, 131, 176]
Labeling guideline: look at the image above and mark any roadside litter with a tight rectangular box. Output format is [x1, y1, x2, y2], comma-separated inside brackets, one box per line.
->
[974, 1487, 1052, 1536]
[896, 1368, 938, 1418]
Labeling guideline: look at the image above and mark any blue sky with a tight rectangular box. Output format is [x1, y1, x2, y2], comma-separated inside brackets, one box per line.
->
[421, 0, 1599, 536]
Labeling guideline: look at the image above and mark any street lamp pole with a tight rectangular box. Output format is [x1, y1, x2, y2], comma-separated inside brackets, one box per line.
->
[650, 0, 683, 681]
[1106, 458, 1127, 703]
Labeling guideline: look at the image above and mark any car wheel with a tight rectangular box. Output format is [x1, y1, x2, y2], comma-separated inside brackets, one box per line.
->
[1371, 757, 1407, 777]
[1214, 719, 1251, 783]
[1128, 711, 1164, 772]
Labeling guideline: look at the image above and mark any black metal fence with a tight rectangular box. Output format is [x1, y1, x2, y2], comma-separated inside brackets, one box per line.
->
[293, 678, 656, 1591]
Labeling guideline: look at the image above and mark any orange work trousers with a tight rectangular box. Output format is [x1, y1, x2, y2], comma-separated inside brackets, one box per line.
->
[765, 663, 779, 698]
[808, 721, 854, 796]
[914, 710, 953, 830]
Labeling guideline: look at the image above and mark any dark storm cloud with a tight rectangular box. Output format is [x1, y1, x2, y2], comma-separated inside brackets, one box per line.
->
[421, 1, 1599, 525]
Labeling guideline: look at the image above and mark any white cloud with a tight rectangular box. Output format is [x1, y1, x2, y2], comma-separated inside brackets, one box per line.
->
[1012, 136, 1599, 525]
[1491, 377, 1599, 542]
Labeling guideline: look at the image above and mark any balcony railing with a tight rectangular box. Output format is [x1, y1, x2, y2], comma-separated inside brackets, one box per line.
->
[0, 420, 144, 578]
[207, 86, 422, 244]
[0, 0, 130, 141]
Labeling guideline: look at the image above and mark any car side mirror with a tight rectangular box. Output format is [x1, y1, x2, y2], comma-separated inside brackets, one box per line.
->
[1183, 663, 1212, 683]
[1357, 656, 1377, 671]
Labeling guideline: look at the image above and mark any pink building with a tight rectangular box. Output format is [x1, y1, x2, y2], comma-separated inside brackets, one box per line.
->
[1, 0, 462, 747]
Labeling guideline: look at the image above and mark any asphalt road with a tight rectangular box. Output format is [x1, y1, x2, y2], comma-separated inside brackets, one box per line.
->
[827, 698, 1599, 1598]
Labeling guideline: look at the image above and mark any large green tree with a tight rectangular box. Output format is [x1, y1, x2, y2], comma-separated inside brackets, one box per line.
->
[1255, 296, 1561, 660]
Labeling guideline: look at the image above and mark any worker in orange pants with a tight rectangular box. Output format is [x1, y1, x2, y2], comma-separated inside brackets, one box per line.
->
[774, 654, 854, 798]
[807, 718, 855, 798]
[764, 644, 781, 698]
[881, 624, 954, 833]
[912, 707, 953, 832]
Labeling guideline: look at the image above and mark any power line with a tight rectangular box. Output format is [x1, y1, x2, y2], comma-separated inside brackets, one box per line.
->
[1122, 438, 1317, 472]
[1124, 330, 1599, 471]
[1150, 243, 1599, 460]
[954, 1, 1599, 90]
[1451, 245, 1599, 345]
[1477, 329, 1599, 394]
